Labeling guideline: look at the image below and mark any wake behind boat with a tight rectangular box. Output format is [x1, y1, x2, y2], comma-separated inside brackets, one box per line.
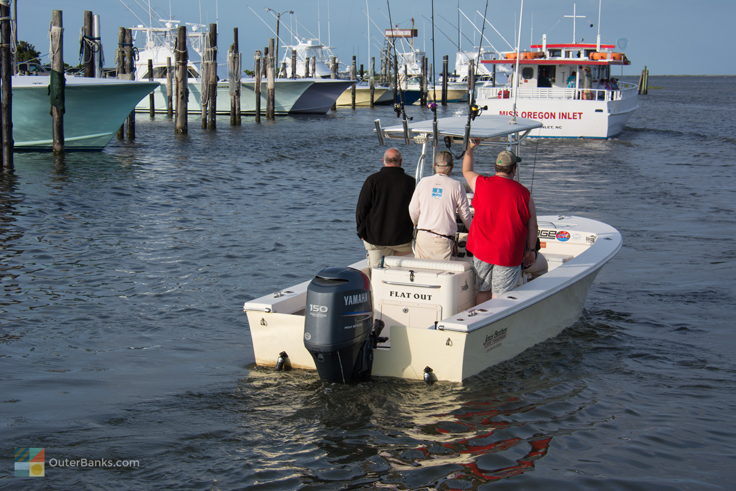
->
[243, 115, 622, 383]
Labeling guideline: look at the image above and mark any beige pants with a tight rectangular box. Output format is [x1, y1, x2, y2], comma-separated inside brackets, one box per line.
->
[363, 240, 412, 268]
[413, 230, 453, 261]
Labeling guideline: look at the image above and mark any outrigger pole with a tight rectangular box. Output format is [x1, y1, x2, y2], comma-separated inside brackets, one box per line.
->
[511, 0, 525, 126]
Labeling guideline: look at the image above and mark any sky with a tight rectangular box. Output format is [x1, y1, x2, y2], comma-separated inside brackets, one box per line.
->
[16, 0, 736, 76]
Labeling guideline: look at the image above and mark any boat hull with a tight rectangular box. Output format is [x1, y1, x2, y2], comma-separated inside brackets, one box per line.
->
[136, 79, 312, 115]
[289, 79, 355, 114]
[336, 86, 392, 106]
[244, 215, 621, 383]
[13, 76, 158, 151]
[476, 86, 639, 138]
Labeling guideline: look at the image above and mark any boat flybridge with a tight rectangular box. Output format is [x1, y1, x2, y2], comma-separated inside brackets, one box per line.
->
[243, 115, 622, 383]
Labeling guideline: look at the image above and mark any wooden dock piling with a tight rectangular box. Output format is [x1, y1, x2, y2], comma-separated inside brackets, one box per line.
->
[1, 0, 12, 168]
[50, 10, 64, 154]
[370, 57, 375, 108]
[638, 66, 649, 95]
[82, 10, 94, 77]
[266, 39, 275, 120]
[115, 27, 125, 139]
[441, 55, 448, 106]
[148, 59, 155, 117]
[166, 57, 173, 117]
[174, 25, 188, 134]
[254, 50, 262, 123]
[228, 27, 241, 126]
[420, 57, 427, 106]
[123, 28, 135, 139]
[201, 23, 217, 129]
[350, 56, 357, 109]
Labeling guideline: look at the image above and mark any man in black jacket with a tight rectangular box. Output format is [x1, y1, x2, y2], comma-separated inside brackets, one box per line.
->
[356, 147, 416, 268]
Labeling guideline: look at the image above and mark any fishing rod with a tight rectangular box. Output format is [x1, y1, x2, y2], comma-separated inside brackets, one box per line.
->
[461, 0, 489, 153]
[385, 0, 411, 144]
[430, 0, 438, 152]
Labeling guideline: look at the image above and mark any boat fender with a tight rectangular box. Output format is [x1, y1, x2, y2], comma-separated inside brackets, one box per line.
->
[423, 366, 436, 385]
[276, 351, 292, 371]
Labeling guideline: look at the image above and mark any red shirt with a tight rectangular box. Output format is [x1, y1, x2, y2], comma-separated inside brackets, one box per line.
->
[467, 175, 531, 266]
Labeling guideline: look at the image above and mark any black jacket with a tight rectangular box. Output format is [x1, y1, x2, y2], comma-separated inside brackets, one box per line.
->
[356, 166, 416, 246]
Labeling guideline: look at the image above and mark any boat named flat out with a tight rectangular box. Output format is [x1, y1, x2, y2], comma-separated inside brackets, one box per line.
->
[243, 115, 622, 383]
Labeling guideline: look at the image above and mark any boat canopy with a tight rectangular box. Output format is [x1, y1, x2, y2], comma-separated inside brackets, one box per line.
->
[381, 115, 542, 141]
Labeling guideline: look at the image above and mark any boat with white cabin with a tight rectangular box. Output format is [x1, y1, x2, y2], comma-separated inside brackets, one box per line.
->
[476, 35, 639, 138]
[242, 115, 622, 383]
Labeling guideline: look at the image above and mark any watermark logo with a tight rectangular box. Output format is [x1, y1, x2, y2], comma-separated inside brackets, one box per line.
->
[15, 448, 45, 477]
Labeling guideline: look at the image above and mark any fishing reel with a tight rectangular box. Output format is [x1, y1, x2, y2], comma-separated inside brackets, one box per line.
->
[469, 104, 488, 121]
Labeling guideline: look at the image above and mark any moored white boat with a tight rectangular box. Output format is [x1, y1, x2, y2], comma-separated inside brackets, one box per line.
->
[476, 36, 639, 138]
[13, 75, 158, 151]
[243, 115, 622, 383]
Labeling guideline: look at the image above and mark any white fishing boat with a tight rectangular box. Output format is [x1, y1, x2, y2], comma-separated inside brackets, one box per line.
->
[243, 115, 622, 383]
[131, 20, 312, 116]
[279, 38, 336, 78]
[214, 78, 314, 116]
[131, 19, 205, 113]
[12, 75, 158, 151]
[476, 36, 638, 138]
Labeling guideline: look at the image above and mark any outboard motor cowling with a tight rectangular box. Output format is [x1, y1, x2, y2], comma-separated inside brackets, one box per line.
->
[304, 267, 377, 383]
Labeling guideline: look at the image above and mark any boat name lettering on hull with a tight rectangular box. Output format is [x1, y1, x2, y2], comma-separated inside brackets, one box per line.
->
[483, 328, 508, 351]
[389, 290, 433, 301]
[498, 110, 584, 120]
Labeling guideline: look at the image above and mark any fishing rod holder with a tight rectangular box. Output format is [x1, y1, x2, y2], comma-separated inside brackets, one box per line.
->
[374, 119, 385, 146]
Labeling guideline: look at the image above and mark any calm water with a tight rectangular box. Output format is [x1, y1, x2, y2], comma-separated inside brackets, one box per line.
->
[1, 76, 735, 489]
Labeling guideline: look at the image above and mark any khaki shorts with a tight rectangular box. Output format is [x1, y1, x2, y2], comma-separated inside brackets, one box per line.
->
[363, 240, 413, 268]
[413, 230, 454, 261]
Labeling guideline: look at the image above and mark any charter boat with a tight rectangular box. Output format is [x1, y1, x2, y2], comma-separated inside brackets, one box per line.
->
[475, 35, 639, 138]
[242, 115, 622, 383]
[12, 75, 158, 151]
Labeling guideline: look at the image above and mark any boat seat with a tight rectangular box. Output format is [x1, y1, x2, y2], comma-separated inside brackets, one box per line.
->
[541, 253, 574, 269]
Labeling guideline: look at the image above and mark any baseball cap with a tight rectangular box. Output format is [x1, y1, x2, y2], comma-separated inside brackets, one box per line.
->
[496, 150, 519, 167]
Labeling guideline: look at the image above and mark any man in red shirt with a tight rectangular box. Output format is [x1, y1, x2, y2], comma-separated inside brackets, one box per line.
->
[462, 139, 538, 304]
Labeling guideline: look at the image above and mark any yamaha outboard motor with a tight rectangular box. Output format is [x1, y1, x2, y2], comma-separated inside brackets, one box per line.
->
[304, 267, 384, 383]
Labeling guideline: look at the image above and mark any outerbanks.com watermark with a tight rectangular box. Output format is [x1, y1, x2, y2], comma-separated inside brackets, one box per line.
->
[49, 457, 140, 469]
[14, 448, 140, 478]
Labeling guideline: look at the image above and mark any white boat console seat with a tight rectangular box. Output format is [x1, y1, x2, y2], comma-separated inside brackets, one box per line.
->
[371, 256, 476, 331]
